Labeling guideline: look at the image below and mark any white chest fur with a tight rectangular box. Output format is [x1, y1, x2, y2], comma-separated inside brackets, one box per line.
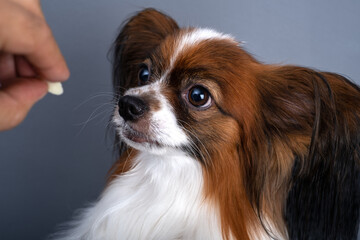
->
[55, 151, 223, 240]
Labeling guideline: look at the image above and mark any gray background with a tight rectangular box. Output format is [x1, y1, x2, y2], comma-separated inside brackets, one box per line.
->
[1, 0, 359, 239]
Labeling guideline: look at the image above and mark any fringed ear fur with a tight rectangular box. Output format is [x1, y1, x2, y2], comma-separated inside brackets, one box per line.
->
[109, 9, 360, 239]
[284, 70, 360, 240]
[112, 8, 179, 95]
[253, 66, 360, 239]
[111, 9, 179, 156]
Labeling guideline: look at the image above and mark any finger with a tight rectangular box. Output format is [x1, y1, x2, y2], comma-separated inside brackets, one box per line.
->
[0, 78, 48, 131]
[12, 0, 42, 16]
[0, 52, 16, 82]
[15, 55, 37, 78]
[0, 1, 70, 82]
[26, 26, 71, 82]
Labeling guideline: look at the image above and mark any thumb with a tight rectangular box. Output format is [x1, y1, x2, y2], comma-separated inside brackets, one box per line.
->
[0, 78, 48, 131]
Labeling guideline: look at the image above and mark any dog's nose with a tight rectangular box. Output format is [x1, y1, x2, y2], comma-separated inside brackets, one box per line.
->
[118, 95, 149, 121]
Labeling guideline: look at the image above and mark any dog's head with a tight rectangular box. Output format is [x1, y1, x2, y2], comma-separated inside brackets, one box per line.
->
[110, 9, 360, 239]
[111, 9, 259, 158]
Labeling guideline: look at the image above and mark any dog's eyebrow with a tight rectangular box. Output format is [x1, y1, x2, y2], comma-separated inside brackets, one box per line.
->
[170, 66, 211, 79]
[185, 66, 209, 74]
[137, 58, 152, 68]
[143, 58, 152, 66]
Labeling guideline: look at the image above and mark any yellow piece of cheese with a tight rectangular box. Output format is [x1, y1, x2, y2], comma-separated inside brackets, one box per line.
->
[47, 82, 63, 95]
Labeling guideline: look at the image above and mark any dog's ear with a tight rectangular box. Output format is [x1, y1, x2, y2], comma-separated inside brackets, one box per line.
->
[282, 70, 360, 239]
[111, 9, 178, 157]
[254, 66, 360, 239]
[238, 65, 360, 238]
[112, 8, 179, 94]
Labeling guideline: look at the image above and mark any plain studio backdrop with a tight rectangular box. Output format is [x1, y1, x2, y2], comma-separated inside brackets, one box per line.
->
[0, 0, 359, 239]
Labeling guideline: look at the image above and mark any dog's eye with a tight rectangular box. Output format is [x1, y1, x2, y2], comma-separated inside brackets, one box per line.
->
[188, 86, 211, 109]
[138, 66, 150, 84]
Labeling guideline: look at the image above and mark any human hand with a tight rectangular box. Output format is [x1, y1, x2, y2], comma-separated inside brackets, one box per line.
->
[0, 0, 70, 131]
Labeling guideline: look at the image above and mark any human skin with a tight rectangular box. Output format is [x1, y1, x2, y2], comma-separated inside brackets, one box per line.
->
[0, 0, 70, 131]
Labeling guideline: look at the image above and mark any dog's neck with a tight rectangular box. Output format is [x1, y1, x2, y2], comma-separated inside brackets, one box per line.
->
[58, 150, 224, 239]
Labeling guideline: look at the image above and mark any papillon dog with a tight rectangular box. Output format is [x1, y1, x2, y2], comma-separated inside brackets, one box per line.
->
[54, 9, 360, 240]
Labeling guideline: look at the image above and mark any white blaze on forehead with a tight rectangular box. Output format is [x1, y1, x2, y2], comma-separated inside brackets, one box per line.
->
[167, 28, 235, 75]
[158, 28, 235, 83]
[117, 29, 235, 151]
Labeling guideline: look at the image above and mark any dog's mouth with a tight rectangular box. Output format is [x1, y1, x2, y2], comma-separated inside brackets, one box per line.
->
[113, 102, 189, 151]
[123, 127, 149, 143]
[121, 123, 158, 145]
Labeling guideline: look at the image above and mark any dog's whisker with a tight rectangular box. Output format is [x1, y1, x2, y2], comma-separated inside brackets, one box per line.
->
[75, 102, 114, 137]
[56, 8, 360, 240]
[74, 92, 115, 111]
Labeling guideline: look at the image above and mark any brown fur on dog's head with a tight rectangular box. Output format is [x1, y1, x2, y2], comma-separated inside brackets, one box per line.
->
[111, 9, 360, 239]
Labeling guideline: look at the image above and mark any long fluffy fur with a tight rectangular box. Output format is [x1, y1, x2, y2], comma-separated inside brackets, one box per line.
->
[54, 8, 360, 240]
[110, 9, 360, 239]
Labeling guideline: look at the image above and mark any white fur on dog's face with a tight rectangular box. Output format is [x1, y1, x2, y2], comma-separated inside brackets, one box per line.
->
[113, 81, 189, 154]
[112, 28, 236, 155]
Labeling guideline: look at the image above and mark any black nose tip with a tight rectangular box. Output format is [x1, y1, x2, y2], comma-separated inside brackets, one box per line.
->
[118, 95, 149, 121]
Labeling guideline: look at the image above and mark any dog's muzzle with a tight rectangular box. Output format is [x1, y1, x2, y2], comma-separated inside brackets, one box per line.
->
[118, 95, 149, 122]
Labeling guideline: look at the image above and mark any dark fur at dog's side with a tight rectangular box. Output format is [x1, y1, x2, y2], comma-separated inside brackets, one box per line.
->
[109, 8, 360, 240]
[284, 73, 360, 240]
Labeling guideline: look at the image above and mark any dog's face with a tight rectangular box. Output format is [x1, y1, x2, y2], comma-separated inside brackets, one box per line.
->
[112, 27, 259, 158]
[110, 9, 360, 240]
